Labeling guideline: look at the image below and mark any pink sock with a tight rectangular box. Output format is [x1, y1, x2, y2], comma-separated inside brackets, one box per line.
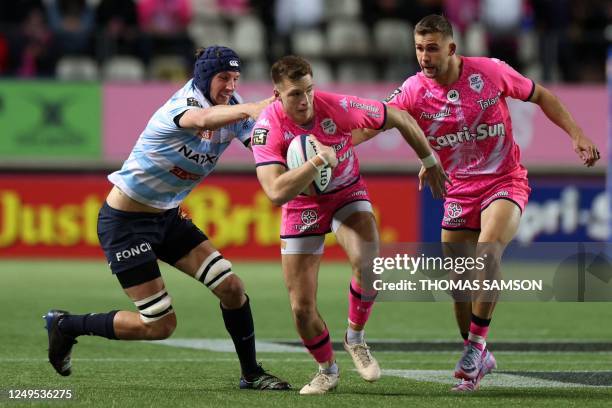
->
[348, 277, 377, 327]
[468, 321, 489, 351]
[302, 327, 334, 364]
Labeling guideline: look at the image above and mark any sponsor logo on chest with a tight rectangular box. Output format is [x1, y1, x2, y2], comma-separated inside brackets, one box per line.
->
[477, 92, 501, 111]
[427, 122, 506, 150]
[350, 100, 380, 113]
[447, 89, 460, 102]
[179, 144, 218, 165]
[420, 107, 451, 121]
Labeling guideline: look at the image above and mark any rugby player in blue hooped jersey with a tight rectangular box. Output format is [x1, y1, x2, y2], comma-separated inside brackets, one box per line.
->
[43, 45, 290, 390]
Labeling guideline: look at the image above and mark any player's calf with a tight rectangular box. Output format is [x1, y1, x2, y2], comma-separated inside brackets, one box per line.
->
[345, 277, 381, 381]
[44, 308, 120, 376]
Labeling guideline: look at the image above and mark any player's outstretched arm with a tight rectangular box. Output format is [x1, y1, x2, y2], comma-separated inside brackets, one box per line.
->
[351, 128, 381, 146]
[529, 84, 600, 167]
[256, 137, 338, 206]
[385, 107, 450, 198]
[179, 96, 275, 130]
[384, 107, 433, 159]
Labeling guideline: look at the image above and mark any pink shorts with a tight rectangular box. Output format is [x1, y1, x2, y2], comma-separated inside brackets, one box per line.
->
[281, 178, 371, 238]
[442, 170, 531, 231]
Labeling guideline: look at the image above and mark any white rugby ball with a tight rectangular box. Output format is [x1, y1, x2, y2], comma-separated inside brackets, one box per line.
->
[286, 134, 332, 195]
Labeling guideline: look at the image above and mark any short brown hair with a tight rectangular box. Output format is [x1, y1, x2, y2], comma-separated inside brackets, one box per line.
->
[271, 55, 313, 84]
[414, 14, 453, 38]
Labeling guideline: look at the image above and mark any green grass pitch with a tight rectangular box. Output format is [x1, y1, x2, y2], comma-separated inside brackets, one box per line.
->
[1, 260, 611, 407]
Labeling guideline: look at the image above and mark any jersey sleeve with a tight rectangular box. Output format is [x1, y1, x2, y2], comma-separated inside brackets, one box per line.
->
[336, 94, 387, 131]
[383, 80, 410, 110]
[487, 58, 535, 101]
[384, 78, 415, 114]
[166, 95, 202, 127]
[235, 118, 255, 147]
[250, 108, 287, 168]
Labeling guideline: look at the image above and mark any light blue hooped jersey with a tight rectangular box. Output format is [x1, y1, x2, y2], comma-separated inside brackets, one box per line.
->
[108, 79, 253, 209]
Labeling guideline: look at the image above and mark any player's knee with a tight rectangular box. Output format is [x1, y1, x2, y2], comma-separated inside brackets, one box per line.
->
[215, 275, 245, 308]
[219, 274, 244, 297]
[476, 243, 503, 264]
[132, 287, 176, 339]
[352, 258, 377, 283]
[194, 251, 234, 290]
[291, 301, 317, 324]
[146, 314, 177, 340]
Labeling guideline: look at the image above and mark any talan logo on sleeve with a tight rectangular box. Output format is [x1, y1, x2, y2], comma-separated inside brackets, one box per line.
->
[252, 128, 269, 145]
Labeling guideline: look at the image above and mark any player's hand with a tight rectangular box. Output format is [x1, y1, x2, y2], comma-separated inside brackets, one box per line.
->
[572, 134, 600, 167]
[309, 135, 338, 168]
[418, 164, 450, 199]
[248, 96, 276, 120]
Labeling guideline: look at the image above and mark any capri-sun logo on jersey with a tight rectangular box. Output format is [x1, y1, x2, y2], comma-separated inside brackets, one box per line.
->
[428, 122, 506, 150]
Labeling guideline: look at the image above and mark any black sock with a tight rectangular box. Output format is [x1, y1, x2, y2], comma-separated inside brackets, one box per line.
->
[58, 311, 118, 340]
[220, 295, 258, 376]
[471, 313, 492, 327]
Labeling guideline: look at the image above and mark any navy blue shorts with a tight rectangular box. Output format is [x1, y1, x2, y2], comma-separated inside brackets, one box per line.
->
[97, 202, 208, 277]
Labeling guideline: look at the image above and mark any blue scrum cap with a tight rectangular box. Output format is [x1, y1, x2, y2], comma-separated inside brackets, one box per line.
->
[193, 45, 241, 104]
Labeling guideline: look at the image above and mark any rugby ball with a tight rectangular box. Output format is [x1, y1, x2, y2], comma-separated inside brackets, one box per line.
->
[286, 134, 332, 195]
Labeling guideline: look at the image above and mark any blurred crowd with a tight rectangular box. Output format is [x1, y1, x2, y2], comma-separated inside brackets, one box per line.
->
[0, 0, 609, 83]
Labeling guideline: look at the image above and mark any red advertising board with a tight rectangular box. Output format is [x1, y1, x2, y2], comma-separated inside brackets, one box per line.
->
[0, 174, 419, 260]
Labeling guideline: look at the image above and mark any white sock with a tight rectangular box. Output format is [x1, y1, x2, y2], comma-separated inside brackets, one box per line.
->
[319, 361, 338, 375]
[346, 327, 364, 345]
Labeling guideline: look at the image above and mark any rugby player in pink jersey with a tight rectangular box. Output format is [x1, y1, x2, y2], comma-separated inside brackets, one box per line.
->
[355, 15, 600, 392]
[251, 55, 448, 395]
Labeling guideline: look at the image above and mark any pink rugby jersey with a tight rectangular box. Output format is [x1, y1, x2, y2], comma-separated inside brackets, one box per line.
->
[251, 90, 386, 193]
[386, 56, 535, 179]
